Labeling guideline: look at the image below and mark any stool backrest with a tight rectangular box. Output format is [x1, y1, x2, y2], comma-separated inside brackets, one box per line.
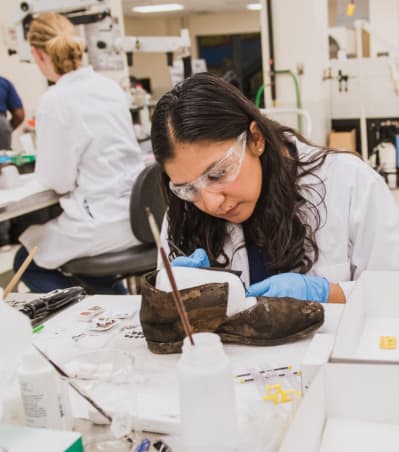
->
[129, 163, 166, 244]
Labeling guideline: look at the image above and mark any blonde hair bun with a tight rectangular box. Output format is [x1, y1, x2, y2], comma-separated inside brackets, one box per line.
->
[28, 12, 85, 75]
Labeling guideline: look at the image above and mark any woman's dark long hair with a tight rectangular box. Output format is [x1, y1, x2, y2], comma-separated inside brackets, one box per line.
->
[151, 73, 328, 274]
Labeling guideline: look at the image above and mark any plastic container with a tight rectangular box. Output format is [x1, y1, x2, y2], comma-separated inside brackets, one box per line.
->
[378, 142, 397, 188]
[0, 289, 32, 420]
[0, 164, 22, 189]
[17, 346, 72, 430]
[11, 154, 35, 166]
[177, 332, 238, 451]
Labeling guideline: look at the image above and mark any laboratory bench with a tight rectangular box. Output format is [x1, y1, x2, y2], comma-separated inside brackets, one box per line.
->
[5, 271, 399, 451]
[3, 292, 343, 451]
[0, 174, 59, 222]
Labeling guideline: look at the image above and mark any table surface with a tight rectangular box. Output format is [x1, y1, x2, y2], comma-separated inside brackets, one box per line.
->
[0, 149, 158, 223]
[0, 175, 59, 222]
[5, 293, 344, 452]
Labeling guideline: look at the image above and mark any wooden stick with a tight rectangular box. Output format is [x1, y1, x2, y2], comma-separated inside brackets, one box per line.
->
[145, 208, 195, 346]
[167, 239, 187, 257]
[32, 344, 113, 423]
[32, 347, 135, 444]
[159, 247, 194, 345]
[4, 246, 38, 298]
[146, 208, 161, 248]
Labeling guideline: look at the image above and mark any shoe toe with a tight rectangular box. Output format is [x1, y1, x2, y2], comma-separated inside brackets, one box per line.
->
[217, 296, 324, 346]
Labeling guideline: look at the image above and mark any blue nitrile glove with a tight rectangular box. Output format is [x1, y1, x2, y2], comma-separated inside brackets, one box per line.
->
[245, 273, 330, 303]
[171, 248, 210, 268]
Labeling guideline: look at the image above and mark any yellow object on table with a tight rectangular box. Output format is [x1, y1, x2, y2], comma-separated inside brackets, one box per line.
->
[263, 383, 301, 405]
[379, 336, 397, 350]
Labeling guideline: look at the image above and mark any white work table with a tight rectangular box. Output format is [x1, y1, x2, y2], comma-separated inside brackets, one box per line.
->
[6, 292, 343, 452]
[0, 175, 59, 222]
[0, 144, 155, 223]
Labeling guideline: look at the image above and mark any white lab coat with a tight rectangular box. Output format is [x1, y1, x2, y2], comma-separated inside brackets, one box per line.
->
[160, 138, 399, 301]
[20, 67, 145, 268]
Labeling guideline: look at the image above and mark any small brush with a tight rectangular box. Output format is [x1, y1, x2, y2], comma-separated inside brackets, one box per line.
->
[145, 207, 195, 346]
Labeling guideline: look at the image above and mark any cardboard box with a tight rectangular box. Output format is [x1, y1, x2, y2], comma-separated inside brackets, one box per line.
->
[328, 129, 356, 152]
[279, 363, 399, 452]
[331, 271, 399, 364]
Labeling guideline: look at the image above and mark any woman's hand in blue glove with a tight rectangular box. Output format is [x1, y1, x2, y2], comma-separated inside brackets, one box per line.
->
[171, 248, 210, 268]
[246, 273, 330, 303]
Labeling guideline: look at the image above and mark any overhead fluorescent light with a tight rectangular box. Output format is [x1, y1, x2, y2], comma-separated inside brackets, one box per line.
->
[246, 3, 261, 10]
[132, 3, 184, 13]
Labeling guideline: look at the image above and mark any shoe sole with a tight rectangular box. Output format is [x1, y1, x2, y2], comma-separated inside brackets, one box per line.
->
[146, 318, 324, 354]
[218, 318, 324, 346]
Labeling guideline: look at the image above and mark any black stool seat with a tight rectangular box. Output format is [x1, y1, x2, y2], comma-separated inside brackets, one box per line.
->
[62, 244, 157, 277]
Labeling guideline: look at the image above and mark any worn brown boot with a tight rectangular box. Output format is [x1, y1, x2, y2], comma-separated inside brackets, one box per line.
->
[140, 271, 324, 354]
[216, 298, 323, 346]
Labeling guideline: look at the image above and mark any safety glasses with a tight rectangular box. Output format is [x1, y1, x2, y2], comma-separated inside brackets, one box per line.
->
[169, 131, 247, 202]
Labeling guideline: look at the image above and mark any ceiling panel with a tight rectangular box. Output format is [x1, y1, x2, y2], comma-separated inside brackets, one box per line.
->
[123, 0, 258, 16]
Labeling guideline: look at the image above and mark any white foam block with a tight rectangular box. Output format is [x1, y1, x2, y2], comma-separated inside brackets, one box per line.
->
[301, 333, 335, 390]
[156, 267, 256, 316]
[279, 363, 399, 452]
[320, 418, 399, 452]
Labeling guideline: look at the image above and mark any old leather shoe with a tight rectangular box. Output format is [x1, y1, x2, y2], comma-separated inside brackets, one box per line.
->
[140, 270, 324, 354]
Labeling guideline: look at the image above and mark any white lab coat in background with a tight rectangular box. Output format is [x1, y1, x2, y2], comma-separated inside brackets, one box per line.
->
[20, 66, 145, 269]
[160, 138, 399, 301]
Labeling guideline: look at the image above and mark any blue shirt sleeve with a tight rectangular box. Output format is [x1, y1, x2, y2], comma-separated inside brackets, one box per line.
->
[0, 77, 23, 112]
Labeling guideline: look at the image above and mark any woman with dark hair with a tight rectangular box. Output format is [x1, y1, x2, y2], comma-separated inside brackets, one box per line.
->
[151, 73, 399, 303]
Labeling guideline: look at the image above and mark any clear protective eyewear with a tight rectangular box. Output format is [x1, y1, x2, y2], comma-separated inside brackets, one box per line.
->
[169, 131, 247, 202]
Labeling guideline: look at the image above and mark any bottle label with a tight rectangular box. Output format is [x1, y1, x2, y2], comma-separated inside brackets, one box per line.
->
[19, 380, 49, 428]
[19, 375, 71, 429]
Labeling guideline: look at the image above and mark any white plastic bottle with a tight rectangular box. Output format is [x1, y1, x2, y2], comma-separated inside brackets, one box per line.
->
[0, 289, 32, 421]
[17, 346, 73, 430]
[177, 332, 238, 451]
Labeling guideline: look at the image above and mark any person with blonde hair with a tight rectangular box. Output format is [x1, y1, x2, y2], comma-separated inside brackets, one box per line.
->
[14, 12, 144, 294]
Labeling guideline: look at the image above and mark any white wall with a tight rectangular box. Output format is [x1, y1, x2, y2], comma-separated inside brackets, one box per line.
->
[124, 15, 182, 98]
[261, 0, 330, 145]
[369, 0, 399, 57]
[124, 11, 260, 99]
[0, 2, 47, 122]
